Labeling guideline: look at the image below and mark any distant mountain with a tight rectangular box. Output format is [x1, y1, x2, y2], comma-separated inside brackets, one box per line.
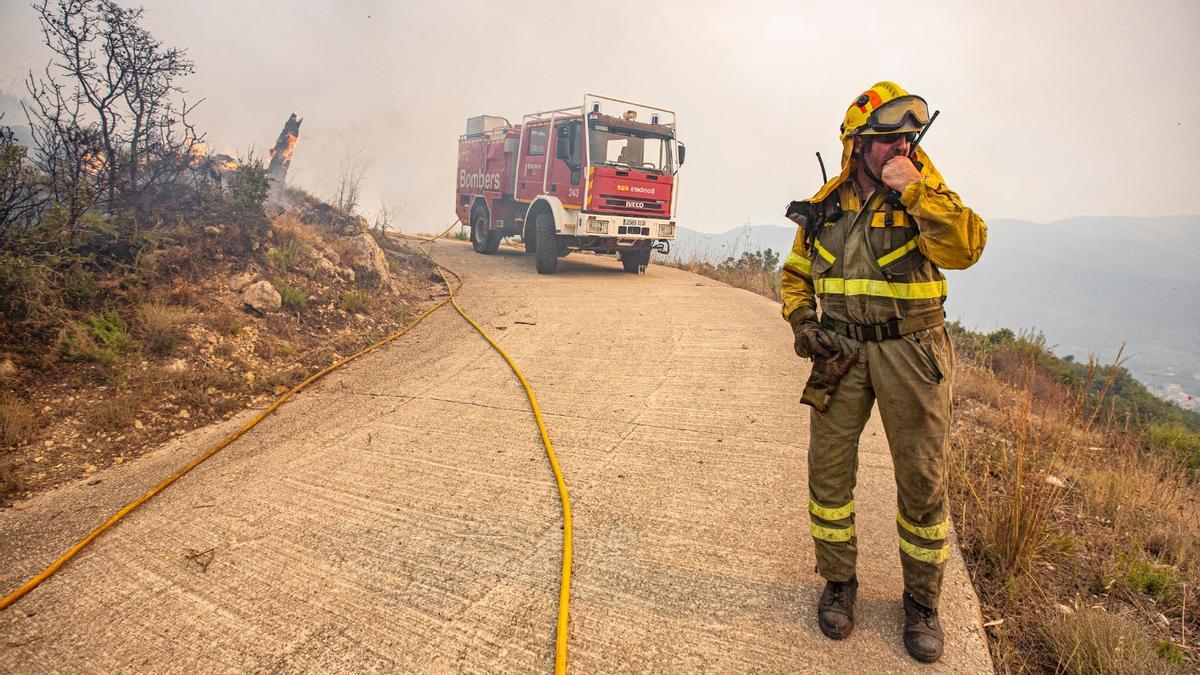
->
[668, 224, 795, 263]
[673, 216, 1200, 409]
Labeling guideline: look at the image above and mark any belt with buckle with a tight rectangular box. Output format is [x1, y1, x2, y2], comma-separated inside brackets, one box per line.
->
[820, 311, 945, 342]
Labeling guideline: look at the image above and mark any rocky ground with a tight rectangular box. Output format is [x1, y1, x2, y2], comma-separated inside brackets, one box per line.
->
[0, 198, 445, 507]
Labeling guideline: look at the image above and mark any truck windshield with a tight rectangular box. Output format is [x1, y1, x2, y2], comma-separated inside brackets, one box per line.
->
[588, 123, 675, 175]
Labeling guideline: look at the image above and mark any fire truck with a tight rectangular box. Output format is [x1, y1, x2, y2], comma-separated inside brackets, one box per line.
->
[455, 94, 685, 275]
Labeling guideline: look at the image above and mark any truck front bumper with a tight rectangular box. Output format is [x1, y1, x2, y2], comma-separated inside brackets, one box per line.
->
[575, 214, 676, 240]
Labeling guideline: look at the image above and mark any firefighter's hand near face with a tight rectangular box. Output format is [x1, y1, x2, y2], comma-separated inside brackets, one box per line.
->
[789, 310, 837, 360]
[882, 156, 923, 192]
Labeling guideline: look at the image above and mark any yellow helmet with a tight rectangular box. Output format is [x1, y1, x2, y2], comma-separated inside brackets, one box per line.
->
[840, 81, 931, 141]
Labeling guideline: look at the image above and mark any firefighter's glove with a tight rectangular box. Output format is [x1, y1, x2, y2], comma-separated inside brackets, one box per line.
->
[789, 312, 837, 360]
[800, 350, 860, 413]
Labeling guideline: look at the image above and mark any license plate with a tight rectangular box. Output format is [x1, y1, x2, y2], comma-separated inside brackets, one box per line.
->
[622, 219, 646, 228]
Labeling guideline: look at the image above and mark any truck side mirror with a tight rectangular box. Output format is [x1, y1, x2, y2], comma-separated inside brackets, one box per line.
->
[677, 142, 687, 167]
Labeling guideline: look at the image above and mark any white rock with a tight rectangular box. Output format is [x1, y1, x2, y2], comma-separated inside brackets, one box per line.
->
[177, 409, 190, 419]
[1055, 603, 1074, 615]
[242, 280, 282, 313]
[134, 420, 144, 430]
[314, 257, 338, 278]
[339, 232, 390, 288]
[1045, 475, 1066, 488]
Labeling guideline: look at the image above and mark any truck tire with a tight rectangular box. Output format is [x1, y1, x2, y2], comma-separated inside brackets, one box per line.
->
[534, 211, 558, 274]
[523, 219, 536, 254]
[620, 246, 652, 274]
[471, 207, 501, 254]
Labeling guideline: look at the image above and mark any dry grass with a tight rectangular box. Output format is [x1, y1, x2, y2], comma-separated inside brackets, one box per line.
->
[1043, 608, 1186, 674]
[205, 308, 246, 336]
[0, 394, 36, 447]
[82, 394, 140, 433]
[951, 343, 1199, 672]
[951, 363, 1072, 581]
[135, 303, 195, 355]
[1, 394, 36, 497]
[664, 249, 781, 301]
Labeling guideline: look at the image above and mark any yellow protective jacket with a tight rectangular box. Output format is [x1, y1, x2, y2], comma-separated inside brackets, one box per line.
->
[780, 150, 987, 324]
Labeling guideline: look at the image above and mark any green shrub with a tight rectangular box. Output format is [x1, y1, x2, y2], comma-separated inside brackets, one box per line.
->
[61, 264, 102, 310]
[1157, 639, 1186, 665]
[63, 309, 131, 364]
[273, 277, 307, 310]
[1119, 551, 1182, 602]
[267, 238, 305, 274]
[337, 290, 373, 315]
[226, 160, 270, 213]
[0, 253, 56, 322]
[1147, 422, 1200, 471]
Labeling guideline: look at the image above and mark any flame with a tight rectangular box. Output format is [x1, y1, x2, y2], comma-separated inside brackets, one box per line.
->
[269, 132, 298, 166]
[81, 151, 108, 176]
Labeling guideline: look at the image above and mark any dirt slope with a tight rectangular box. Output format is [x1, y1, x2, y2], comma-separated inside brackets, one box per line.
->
[0, 240, 991, 672]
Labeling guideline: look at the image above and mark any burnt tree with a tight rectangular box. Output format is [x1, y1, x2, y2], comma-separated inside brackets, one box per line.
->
[266, 113, 302, 189]
[23, 0, 202, 220]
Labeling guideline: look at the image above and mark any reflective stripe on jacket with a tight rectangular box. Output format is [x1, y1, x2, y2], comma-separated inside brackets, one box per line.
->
[781, 174, 987, 324]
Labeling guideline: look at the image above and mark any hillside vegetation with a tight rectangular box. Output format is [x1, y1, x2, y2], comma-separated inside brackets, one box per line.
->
[666, 252, 1200, 673]
[0, 0, 439, 503]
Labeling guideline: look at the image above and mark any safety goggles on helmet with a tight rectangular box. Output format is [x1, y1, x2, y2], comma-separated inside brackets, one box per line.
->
[860, 95, 930, 134]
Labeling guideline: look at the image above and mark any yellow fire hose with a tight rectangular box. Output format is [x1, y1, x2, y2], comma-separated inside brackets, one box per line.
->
[1, 222, 575, 674]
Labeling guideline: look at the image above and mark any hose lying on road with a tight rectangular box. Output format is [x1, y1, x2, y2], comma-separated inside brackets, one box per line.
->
[401, 230, 574, 675]
[1, 222, 575, 675]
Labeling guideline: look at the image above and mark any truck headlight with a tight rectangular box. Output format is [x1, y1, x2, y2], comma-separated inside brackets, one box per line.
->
[586, 218, 609, 234]
[659, 223, 676, 237]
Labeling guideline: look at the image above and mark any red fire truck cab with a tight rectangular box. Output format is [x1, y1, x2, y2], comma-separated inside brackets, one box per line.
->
[455, 94, 685, 275]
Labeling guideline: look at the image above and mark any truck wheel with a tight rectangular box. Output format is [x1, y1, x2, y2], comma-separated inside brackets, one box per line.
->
[523, 219, 536, 254]
[620, 246, 652, 274]
[471, 208, 501, 254]
[534, 211, 558, 275]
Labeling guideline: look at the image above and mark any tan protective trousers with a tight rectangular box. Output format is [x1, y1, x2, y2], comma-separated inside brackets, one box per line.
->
[806, 325, 953, 608]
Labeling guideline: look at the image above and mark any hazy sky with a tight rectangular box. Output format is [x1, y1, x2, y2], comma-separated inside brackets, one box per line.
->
[2, 0, 1198, 233]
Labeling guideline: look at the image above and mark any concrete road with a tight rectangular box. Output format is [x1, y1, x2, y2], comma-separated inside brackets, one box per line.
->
[0, 240, 991, 673]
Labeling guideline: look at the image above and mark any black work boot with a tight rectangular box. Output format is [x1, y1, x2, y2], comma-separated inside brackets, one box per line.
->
[902, 592, 944, 663]
[817, 576, 858, 640]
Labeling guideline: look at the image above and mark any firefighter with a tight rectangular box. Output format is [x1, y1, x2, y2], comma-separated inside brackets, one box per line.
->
[780, 81, 987, 663]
